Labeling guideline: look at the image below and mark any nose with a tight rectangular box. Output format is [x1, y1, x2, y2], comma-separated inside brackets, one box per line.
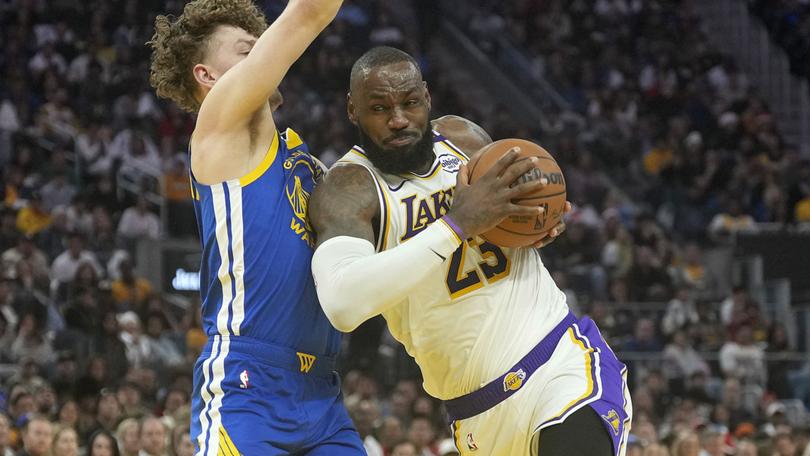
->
[388, 107, 409, 131]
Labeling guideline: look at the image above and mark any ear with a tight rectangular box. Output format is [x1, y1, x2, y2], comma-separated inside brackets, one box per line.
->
[423, 81, 432, 112]
[347, 92, 358, 126]
[192, 63, 217, 91]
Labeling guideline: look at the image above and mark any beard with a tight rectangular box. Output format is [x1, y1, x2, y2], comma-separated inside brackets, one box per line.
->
[358, 124, 435, 175]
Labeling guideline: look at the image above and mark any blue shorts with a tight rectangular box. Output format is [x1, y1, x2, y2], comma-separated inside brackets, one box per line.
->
[190, 336, 364, 455]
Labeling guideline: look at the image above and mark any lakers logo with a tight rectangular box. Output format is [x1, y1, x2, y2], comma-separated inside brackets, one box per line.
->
[502, 369, 527, 392]
[296, 352, 316, 374]
[601, 409, 621, 436]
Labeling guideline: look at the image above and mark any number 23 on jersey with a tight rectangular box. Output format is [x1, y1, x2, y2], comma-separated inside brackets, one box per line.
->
[446, 238, 511, 299]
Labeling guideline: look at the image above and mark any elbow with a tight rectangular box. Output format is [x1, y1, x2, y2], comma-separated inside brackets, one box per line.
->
[319, 294, 360, 333]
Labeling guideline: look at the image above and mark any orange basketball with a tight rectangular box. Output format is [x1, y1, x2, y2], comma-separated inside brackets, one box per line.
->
[467, 139, 567, 248]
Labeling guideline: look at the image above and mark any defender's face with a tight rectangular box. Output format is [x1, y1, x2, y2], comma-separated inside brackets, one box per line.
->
[197, 25, 283, 109]
[349, 61, 431, 152]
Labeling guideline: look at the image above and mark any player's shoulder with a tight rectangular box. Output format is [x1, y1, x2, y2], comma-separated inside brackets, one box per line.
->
[431, 115, 493, 157]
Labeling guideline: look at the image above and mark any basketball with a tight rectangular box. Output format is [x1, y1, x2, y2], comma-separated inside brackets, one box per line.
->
[467, 139, 567, 248]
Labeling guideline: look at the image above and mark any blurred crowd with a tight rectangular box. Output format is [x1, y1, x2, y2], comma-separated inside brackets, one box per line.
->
[750, 0, 810, 82]
[0, 0, 809, 455]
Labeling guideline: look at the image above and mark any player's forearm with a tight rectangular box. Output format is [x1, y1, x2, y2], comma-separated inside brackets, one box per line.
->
[199, 1, 342, 129]
[312, 220, 462, 332]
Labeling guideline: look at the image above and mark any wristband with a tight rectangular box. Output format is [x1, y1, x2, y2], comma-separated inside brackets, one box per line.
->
[441, 215, 465, 243]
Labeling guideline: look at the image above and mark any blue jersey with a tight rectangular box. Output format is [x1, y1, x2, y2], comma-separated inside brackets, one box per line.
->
[190, 128, 340, 357]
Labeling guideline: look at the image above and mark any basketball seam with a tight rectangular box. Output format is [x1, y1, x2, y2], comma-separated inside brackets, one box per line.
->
[490, 219, 562, 236]
[513, 190, 567, 203]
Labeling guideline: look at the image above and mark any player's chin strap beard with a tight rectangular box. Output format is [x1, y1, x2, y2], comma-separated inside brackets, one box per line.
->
[358, 126, 435, 176]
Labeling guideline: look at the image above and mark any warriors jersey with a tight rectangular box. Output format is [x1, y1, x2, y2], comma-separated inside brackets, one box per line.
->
[190, 128, 341, 357]
[336, 131, 570, 399]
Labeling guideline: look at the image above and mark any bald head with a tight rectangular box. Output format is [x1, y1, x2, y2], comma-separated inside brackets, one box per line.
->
[350, 46, 421, 93]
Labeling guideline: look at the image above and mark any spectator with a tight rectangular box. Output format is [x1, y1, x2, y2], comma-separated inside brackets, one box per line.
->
[96, 390, 122, 433]
[87, 429, 121, 456]
[115, 418, 141, 456]
[391, 441, 418, 456]
[138, 416, 166, 456]
[110, 259, 153, 311]
[627, 246, 671, 302]
[18, 415, 53, 456]
[708, 199, 757, 242]
[117, 197, 160, 242]
[170, 426, 194, 456]
[10, 315, 54, 364]
[377, 416, 404, 454]
[735, 440, 757, 456]
[15, 193, 51, 238]
[408, 416, 437, 456]
[0, 413, 13, 456]
[661, 289, 700, 337]
[1, 236, 49, 290]
[56, 401, 79, 432]
[624, 319, 664, 353]
[662, 330, 710, 394]
[670, 432, 700, 456]
[75, 122, 115, 178]
[51, 427, 79, 456]
[50, 234, 103, 286]
[143, 313, 182, 369]
[117, 312, 151, 369]
[698, 430, 725, 456]
[719, 325, 767, 387]
[39, 172, 76, 213]
[349, 399, 383, 456]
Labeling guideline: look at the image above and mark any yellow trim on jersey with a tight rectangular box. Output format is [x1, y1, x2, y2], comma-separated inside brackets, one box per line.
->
[189, 177, 200, 201]
[238, 131, 280, 187]
[438, 140, 470, 162]
[440, 219, 463, 244]
[546, 329, 596, 421]
[218, 425, 240, 456]
[283, 127, 303, 149]
[404, 161, 442, 180]
[448, 242, 485, 299]
[452, 421, 462, 455]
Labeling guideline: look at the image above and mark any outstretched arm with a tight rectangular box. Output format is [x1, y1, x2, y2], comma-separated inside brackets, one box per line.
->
[196, 0, 343, 135]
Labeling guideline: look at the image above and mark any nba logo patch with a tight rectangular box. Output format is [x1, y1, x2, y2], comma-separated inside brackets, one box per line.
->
[601, 409, 621, 436]
[239, 370, 249, 389]
[467, 433, 478, 451]
[502, 369, 527, 392]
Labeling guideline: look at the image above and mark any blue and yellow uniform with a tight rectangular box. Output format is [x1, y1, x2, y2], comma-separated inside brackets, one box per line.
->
[189, 129, 363, 455]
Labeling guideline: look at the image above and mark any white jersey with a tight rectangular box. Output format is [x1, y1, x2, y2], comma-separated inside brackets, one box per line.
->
[336, 132, 570, 400]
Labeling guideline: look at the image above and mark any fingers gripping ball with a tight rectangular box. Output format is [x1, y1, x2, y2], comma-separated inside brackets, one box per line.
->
[467, 139, 567, 248]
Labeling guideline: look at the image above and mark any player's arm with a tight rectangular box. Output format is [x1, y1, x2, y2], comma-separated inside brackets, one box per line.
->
[196, 0, 342, 136]
[434, 115, 572, 247]
[311, 154, 545, 333]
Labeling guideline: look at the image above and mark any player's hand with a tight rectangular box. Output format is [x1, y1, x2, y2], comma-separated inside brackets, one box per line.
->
[532, 201, 573, 248]
[447, 147, 548, 239]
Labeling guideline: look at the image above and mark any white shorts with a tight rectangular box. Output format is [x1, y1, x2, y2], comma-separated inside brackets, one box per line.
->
[447, 318, 633, 456]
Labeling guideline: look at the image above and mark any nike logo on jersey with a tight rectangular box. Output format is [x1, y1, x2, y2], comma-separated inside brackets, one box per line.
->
[430, 248, 447, 261]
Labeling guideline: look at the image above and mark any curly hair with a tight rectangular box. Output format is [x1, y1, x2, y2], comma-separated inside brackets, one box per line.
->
[147, 0, 267, 113]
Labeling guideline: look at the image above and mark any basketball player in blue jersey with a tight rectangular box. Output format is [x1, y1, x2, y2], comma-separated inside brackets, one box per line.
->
[310, 47, 632, 455]
[148, 1, 365, 454]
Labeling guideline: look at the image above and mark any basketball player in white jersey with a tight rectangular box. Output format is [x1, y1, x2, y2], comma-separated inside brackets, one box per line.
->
[310, 47, 632, 455]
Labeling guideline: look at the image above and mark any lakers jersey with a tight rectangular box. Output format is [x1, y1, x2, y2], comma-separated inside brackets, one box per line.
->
[191, 128, 340, 357]
[336, 132, 570, 399]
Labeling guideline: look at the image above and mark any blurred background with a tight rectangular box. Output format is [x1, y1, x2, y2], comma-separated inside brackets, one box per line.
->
[1, 0, 810, 455]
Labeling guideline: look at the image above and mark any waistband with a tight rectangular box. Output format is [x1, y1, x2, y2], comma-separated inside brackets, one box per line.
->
[201, 335, 337, 378]
[444, 312, 578, 422]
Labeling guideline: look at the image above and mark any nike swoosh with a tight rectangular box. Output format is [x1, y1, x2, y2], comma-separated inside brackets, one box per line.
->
[430, 248, 446, 261]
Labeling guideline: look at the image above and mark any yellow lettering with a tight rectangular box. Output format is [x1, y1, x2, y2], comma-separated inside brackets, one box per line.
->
[290, 218, 307, 235]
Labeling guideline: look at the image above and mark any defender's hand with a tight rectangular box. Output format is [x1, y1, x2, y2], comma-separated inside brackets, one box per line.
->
[447, 147, 548, 239]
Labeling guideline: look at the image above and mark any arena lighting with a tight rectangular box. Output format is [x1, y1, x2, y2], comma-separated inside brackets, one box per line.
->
[171, 268, 200, 291]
